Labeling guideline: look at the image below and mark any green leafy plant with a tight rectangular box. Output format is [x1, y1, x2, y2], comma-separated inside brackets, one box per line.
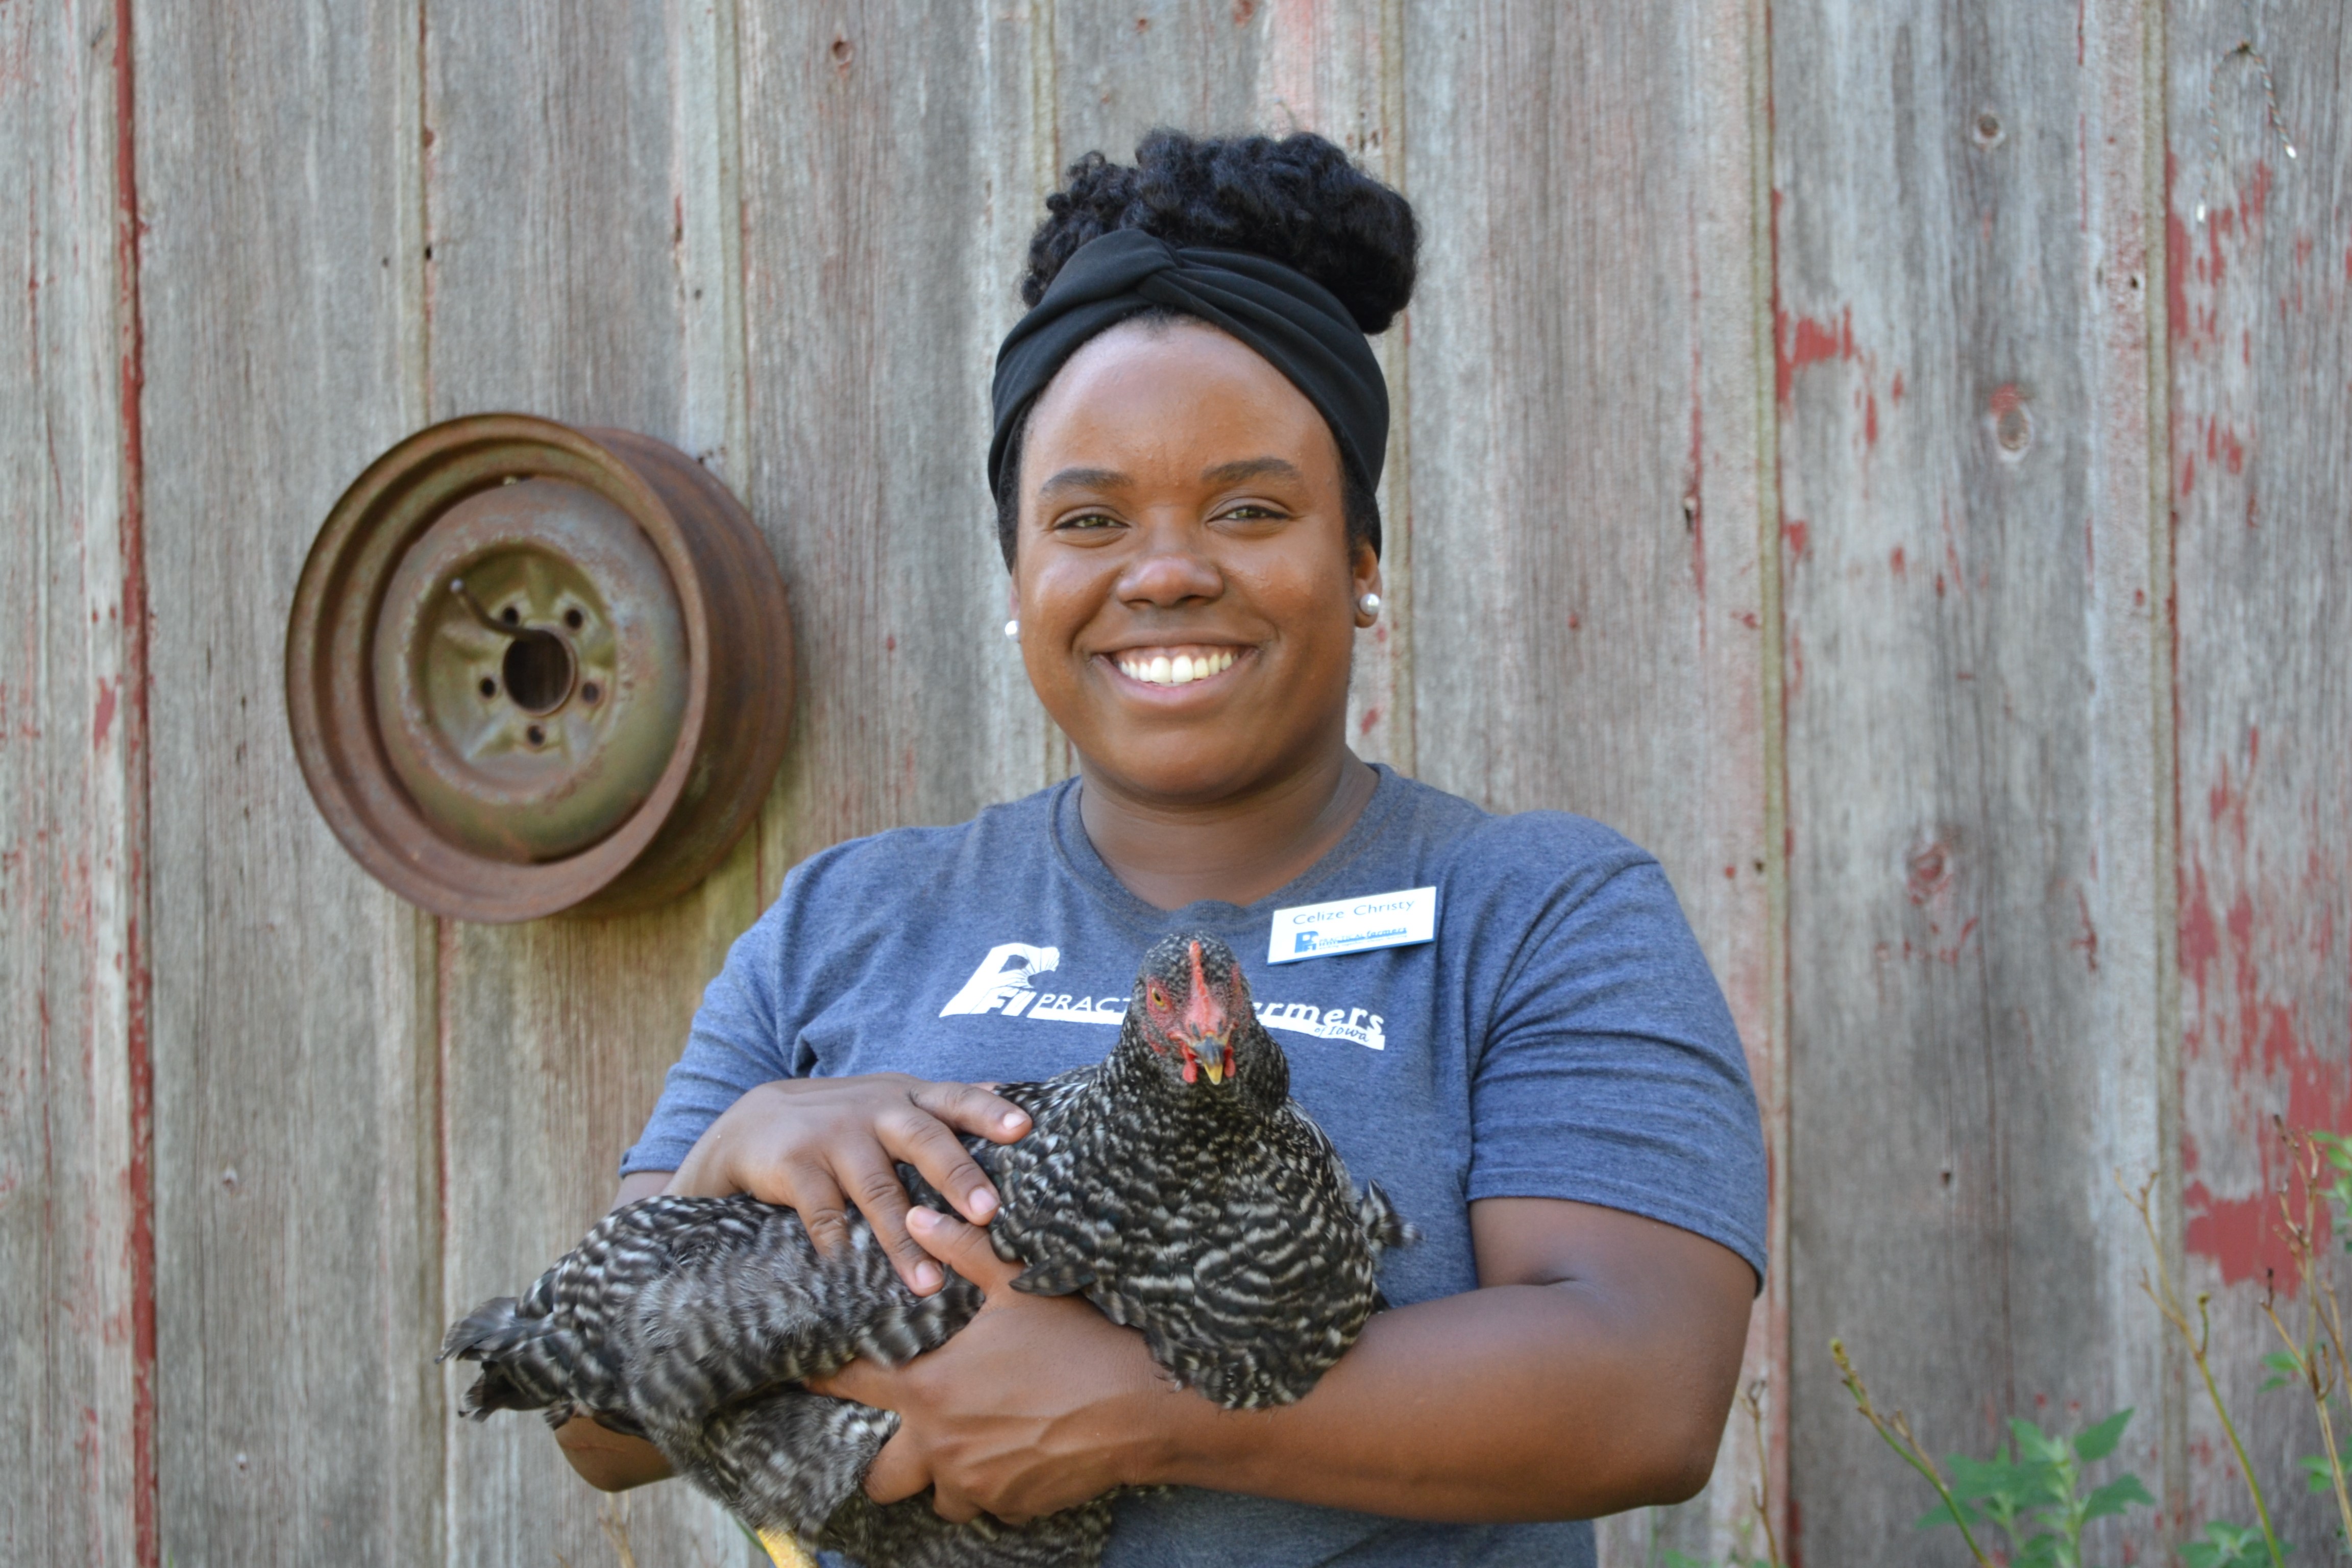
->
[2184, 1520, 2276, 1567]
[1924, 1409, 2153, 1568]
[1834, 1340, 2153, 1567]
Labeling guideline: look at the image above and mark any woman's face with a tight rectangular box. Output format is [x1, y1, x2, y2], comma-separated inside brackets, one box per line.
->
[1010, 318, 1379, 805]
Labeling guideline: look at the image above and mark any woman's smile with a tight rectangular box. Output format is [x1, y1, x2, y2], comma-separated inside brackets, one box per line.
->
[1103, 644, 1253, 691]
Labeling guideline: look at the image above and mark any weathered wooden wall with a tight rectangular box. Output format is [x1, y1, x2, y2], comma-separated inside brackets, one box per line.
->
[1773, 0, 2172, 1559]
[2169, 0, 2352, 1550]
[7, 0, 2350, 1563]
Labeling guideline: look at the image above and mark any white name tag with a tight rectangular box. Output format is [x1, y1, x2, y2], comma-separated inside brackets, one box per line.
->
[1267, 887, 1437, 965]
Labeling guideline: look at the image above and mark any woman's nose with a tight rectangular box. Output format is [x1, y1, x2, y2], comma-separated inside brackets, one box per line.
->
[1115, 519, 1223, 607]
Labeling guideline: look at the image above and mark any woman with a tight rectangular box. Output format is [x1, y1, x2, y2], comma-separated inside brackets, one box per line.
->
[561, 131, 1766, 1567]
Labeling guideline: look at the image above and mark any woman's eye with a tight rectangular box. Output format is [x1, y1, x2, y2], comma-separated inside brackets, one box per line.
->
[1219, 504, 1284, 523]
[1056, 511, 1122, 531]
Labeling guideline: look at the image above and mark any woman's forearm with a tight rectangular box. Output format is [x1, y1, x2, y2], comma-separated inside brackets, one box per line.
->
[1139, 1278, 1741, 1521]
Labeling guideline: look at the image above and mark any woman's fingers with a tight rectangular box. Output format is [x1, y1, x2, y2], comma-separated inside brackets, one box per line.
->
[840, 1149, 945, 1294]
[882, 1107, 1003, 1225]
[772, 1159, 854, 1259]
[905, 1206, 1024, 1295]
[910, 1081, 1033, 1144]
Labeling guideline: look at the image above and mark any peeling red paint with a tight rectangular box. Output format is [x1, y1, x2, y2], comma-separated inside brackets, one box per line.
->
[93, 678, 117, 750]
[2071, 888, 2100, 972]
[1358, 705, 1381, 737]
[2182, 861, 2221, 997]
[1781, 520, 1809, 559]
[1775, 304, 1853, 405]
[2165, 154, 2191, 341]
[1890, 370, 1904, 404]
[1889, 545, 1906, 578]
[1864, 391, 1878, 447]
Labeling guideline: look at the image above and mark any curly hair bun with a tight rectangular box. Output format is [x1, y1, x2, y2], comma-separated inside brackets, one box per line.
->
[1020, 130, 1418, 335]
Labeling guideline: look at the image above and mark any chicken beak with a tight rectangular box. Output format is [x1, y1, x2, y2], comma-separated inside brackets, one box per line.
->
[1199, 1048, 1226, 1086]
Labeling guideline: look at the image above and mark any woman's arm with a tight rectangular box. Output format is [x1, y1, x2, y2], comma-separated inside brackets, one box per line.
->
[814, 1197, 1755, 1525]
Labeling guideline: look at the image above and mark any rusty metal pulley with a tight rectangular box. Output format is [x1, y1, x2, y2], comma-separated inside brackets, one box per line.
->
[287, 414, 792, 921]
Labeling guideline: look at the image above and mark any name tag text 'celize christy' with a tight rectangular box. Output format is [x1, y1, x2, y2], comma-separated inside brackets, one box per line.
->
[1267, 887, 1438, 965]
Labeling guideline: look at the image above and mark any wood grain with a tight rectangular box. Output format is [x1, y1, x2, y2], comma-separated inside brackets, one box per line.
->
[2167, 0, 2352, 1548]
[421, 0, 758, 1560]
[740, 1, 1057, 890]
[1401, 3, 1777, 1557]
[1771, 0, 2166, 1559]
[0, 3, 145, 1561]
[131, 0, 444, 1561]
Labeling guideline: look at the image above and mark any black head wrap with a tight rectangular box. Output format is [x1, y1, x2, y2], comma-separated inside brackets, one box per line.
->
[988, 229, 1390, 553]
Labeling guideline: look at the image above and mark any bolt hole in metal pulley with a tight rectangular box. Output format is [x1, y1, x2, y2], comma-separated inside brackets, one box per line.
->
[286, 415, 793, 922]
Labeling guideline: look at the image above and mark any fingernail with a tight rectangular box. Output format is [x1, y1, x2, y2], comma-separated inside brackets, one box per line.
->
[968, 1189, 998, 1220]
[913, 1262, 942, 1293]
[908, 1206, 939, 1231]
[1002, 1111, 1027, 1130]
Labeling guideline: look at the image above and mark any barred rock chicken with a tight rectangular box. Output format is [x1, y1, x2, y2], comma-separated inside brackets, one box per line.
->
[440, 933, 1414, 1568]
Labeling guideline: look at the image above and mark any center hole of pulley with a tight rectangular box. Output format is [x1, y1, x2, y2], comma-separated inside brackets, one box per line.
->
[501, 629, 576, 715]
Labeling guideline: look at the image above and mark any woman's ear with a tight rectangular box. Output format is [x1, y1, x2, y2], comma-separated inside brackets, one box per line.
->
[1352, 541, 1383, 628]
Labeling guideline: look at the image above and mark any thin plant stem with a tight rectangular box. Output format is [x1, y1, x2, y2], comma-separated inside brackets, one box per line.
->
[2120, 1170, 2288, 1568]
[1740, 1380, 1786, 1568]
[1830, 1339, 1994, 1567]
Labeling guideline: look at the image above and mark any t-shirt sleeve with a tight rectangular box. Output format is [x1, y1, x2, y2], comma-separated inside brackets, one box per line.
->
[619, 894, 795, 1176]
[1464, 840, 1768, 1285]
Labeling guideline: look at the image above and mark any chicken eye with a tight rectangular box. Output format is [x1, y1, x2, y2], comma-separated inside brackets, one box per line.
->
[1148, 984, 1168, 1010]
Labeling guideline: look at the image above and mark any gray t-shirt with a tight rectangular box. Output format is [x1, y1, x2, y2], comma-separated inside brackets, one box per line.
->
[626, 765, 1767, 1567]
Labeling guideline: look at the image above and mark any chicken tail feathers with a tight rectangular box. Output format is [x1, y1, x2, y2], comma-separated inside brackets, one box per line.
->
[438, 1294, 576, 1420]
[1358, 1181, 1418, 1257]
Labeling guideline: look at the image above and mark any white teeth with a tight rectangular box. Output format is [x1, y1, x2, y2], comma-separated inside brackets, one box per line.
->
[1118, 650, 1239, 685]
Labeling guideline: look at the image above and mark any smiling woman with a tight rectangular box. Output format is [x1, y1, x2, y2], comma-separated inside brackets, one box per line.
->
[564, 130, 1768, 1568]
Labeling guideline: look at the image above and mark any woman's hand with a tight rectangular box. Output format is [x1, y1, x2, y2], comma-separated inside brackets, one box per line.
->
[669, 1075, 1032, 1294]
[808, 1208, 1180, 1525]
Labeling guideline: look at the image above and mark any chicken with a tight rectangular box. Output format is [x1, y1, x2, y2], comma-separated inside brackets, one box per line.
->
[440, 932, 1414, 1567]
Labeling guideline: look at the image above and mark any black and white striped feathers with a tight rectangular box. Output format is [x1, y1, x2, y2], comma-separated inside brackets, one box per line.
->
[441, 933, 1414, 1567]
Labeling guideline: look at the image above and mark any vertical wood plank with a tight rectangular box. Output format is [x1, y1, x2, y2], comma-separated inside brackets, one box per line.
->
[740, 2, 1053, 888]
[1046, 0, 1414, 772]
[0, 3, 145, 1561]
[1772, 1, 2166, 1559]
[421, 0, 757, 1561]
[2167, 0, 2352, 1547]
[133, 0, 445, 1560]
[1402, 3, 1777, 1558]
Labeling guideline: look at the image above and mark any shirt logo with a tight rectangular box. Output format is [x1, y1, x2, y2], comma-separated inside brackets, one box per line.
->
[937, 943, 1062, 1015]
[938, 943, 1385, 1049]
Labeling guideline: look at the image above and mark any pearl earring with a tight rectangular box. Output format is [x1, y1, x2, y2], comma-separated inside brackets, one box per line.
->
[1003, 619, 1020, 639]
[1357, 592, 1382, 621]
